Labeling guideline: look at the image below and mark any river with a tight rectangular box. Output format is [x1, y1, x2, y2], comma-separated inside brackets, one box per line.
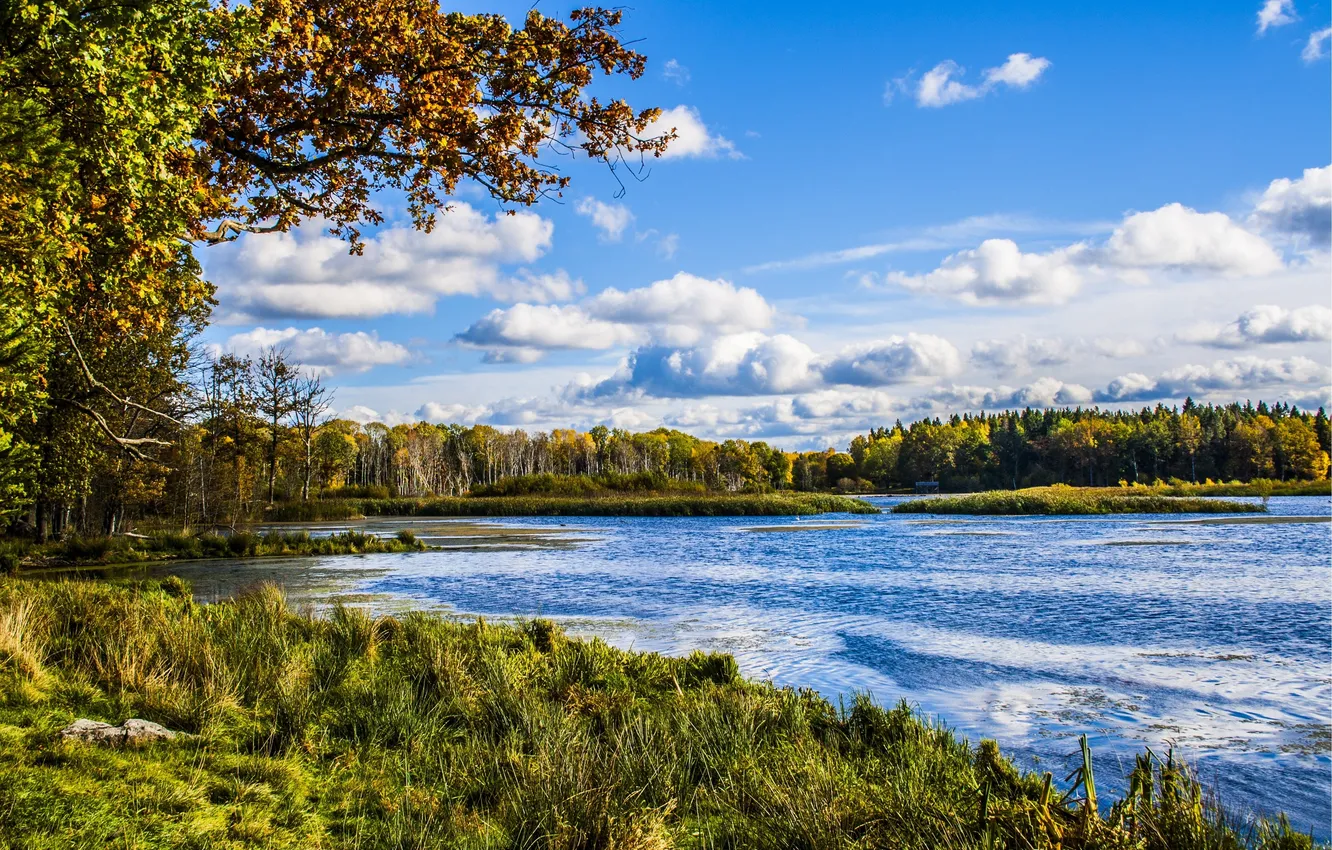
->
[151, 495, 1332, 834]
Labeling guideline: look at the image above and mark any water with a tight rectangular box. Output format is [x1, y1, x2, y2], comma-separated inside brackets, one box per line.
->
[159, 496, 1332, 834]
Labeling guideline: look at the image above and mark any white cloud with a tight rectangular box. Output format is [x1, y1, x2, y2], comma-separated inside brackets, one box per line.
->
[913, 379, 1092, 412]
[219, 327, 410, 375]
[901, 53, 1051, 108]
[1249, 165, 1331, 247]
[643, 106, 741, 159]
[575, 198, 634, 241]
[456, 304, 642, 352]
[1103, 203, 1283, 275]
[1257, 0, 1296, 33]
[886, 239, 1088, 305]
[454, 273, 777, 361]
[414, 402, 492, 424]
[207, 203, 567, 320]
[1303, 26, 1332, 61]
[820, 334, 963, 387]
[883, 199, 1288, 305]
[584, 273, 775, 344]
[1095, 356, 1331, 402]
[971, 336, 1079, 374]
[662, 59, 690, 85]
[971, 336, 1151, 375]
[586, 333, 823, 399]
[983, 52, 1053, 88]
[1177, 304, 1332, 348]
[581, 332, 960, 400]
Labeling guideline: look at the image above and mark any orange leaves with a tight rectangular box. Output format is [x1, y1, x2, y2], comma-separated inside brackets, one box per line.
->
[196, 0, 670, 246]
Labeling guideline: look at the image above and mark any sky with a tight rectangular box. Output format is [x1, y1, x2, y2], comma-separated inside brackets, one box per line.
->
[198, 0, 1332, 451]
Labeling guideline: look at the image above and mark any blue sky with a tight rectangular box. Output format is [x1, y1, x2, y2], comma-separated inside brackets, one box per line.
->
[200, 0, 1332, 449]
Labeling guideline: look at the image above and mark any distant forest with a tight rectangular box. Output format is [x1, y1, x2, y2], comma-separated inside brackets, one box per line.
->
[13, 345, 1327, 538]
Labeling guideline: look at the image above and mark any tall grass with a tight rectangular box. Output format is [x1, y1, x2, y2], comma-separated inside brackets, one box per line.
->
[0, 579, 1314, 848]
[268, 491, 879, 521]
[892, 486, 1267, 515]
[12, 530, 427, 569]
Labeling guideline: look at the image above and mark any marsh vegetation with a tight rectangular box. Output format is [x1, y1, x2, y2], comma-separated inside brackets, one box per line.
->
[891, 486, 1267, 515]
[0, 578, 1316, 849]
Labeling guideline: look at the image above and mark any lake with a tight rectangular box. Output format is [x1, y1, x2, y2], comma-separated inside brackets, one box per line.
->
[156, 495, 1332, 834]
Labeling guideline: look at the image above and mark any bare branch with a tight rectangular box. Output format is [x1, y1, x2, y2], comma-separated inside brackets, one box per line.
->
[61, 322, 185, 427]
[52, 397, 173, 461]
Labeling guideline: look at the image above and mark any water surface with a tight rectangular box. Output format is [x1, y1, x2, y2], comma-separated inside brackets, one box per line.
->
[158, 495, 1332, 833]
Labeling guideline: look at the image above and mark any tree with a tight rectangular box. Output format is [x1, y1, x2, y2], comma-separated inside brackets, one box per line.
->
[0, 0, 669, 523]
[292, 373, 332, 501]
[254, 349, 298, 505]
[1274, 417, 1328, 481]
[1178, 413, 1203, 483]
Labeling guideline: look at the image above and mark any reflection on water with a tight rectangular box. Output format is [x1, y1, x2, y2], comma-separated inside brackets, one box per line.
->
[140, 497, 1329, 833]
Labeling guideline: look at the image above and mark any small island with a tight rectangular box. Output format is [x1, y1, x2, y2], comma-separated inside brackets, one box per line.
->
[891, 486, 1268, 515]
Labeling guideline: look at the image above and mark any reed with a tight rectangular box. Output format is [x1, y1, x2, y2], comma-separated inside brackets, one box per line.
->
[0, 579, 1314, 849]
[892, 486, 1267, 515]
[268, 491, 879, 521]
[11, 529, 427, 569]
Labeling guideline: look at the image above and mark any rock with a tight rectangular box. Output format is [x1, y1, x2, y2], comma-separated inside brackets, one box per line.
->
[59, 718, 183, 745]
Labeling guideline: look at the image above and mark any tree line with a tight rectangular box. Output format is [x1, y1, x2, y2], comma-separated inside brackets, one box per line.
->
[13, 364, 1326, 537]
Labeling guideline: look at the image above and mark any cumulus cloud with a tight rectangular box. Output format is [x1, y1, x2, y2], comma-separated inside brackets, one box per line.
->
[885, 239, 1087, 305]
[1303, 26, 1332, 61]
[575, 198, 634, 241]
[1249, 165, 1331, 247]
[1094, 356, 1331, 402]
[820, 335, 963, 387]
[414, 402, 493, 424]
[585, 273, 776, 343]
[456, 304, 642, 352]
[643, 106, 740, 159]
[207, 203, 569, 320]
[218, 327, 410, 375]
[914, 379, 1092, 412]
[1177, 304, 1332, 348]
[1102, 203, 1283, 275]
[1257, 0, 1296, 33]
[891, 53, 1051, 108]
[453, 273, 777, 361]
[581, 333, 961, 399]
[883, 198, 1290, 304]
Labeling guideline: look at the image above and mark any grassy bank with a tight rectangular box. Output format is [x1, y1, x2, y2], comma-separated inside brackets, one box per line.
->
[893, 486, 1268, 515]
[0, 579, 1314, 849]
[1112, 479, 1329, 497]
[1, 530, 427, 572]
[268, 491, 879, 521]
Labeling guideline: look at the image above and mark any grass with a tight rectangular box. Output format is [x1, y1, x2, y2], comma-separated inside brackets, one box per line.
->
[892, 486, 1269, 515]
[3, 530, 427, 571]
[1110, 479, 1329, 498]
[0, 578, 1316, 849]
[267, 491, 879, 521]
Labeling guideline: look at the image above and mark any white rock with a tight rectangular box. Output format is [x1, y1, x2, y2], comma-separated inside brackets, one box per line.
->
[59, 718, 182, 745]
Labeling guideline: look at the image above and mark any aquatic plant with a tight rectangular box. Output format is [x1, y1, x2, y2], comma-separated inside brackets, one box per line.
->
[268, 491, 880, 521]
[0, 578, 1317, 849]
[14, 529, 427, 569]
[892, 486, 1267, 515]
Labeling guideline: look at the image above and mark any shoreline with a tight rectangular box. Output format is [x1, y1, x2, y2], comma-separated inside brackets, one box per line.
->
[0, 576, 1318, 848]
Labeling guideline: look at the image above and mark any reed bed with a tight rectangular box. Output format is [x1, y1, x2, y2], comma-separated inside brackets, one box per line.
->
[892, 486, 1267, 516]
[0, 578, 1315, 849]
[268, 491, 879, 522]
[6, 530, 426, 570]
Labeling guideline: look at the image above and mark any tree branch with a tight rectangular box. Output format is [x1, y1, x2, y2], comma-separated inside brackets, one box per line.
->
[61, 322, 185, 427]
